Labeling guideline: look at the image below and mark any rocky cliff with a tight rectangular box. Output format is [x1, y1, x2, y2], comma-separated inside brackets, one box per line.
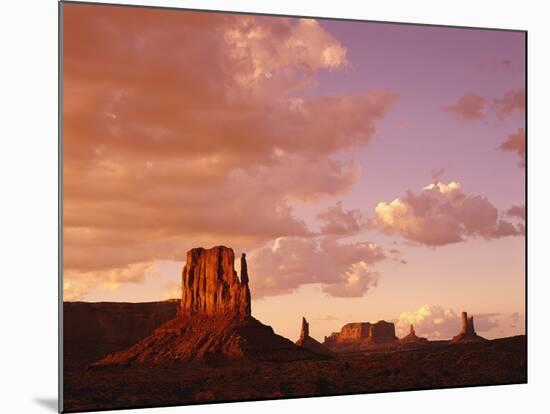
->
[324, 320, 398, 352]
[93, 246, 317, 367]
[181, 247, 251, 317]
[63, 300, 179, 370]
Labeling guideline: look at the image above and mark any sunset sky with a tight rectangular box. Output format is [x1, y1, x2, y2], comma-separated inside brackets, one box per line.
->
[62, 3, 525, 342]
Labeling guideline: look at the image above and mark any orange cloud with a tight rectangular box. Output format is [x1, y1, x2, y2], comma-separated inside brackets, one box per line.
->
[444, 93, 486, 121]
[444, 88, 525, 122]
[64, 261, 159, 301]
[370, 181, 523, 246]
[62, 5, 398, 299]
[161, 281, 180, 300]
[499, 128, 525, 167]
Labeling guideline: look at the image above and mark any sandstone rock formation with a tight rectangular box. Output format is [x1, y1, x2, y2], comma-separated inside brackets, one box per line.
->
[181, 247, 251, 317]
[400, 324, 428, 343]
[240, 253, 249, 285]
[368, 320, 398, 344]
[328, 322, 371, 342]
[295, 317, 334, 357]
[451, 311, 486, 343]
[63, 300, 179, 370]
[300, 317, 309, 339]
[324, 320, 398, 352]
[93, 246, 317, 367]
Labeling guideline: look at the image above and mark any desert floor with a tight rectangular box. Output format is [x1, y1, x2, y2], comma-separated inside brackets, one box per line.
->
[63, 335, 526, 412]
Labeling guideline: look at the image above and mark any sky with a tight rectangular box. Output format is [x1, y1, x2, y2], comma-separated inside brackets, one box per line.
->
[62, 3, 526, 342]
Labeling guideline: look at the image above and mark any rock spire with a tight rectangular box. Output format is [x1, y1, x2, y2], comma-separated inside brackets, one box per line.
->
[451, 311, 486, 343]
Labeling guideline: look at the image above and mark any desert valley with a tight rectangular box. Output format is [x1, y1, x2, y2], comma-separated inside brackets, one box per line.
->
[63, 246, 526, 412]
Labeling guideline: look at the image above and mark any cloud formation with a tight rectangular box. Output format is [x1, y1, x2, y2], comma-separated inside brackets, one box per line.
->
[161, 281, 180, 300]
[444, 88, 525, 167]
[248, 236, 385, 298]
[444, 93, 486, 121]
[316, 202, 365, 236]
[493, 88, 526, 118]
[396, 304, 502, 339]
[64, 261, 158, 301]
[444, 88, 525, 122]
[499, 128, 526, 167]
[63, 6, 397, 298]
[507, 204, 525, 220]
[396, 304, 459, 339]
[370, 181, 523, 246]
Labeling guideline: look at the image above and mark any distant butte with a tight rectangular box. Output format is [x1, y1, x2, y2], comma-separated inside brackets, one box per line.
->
[451, 311, 486, 343]
[92, 246, 318, 367]
[400, 324, 428, 343]
[295, 317, 335, 358]
[324, 321, 399, 352]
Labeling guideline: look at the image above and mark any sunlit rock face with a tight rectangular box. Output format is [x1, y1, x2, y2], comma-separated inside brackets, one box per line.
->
[325, 321, 398, 344]
[324, 320, 399, 352]
[181, 246, 251, 318]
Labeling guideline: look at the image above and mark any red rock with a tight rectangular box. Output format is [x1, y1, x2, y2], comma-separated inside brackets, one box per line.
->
[295, 317, 334, 358]
[181, 246, 250, 317]
[400, 324, 428, 343]
[451, 311, 486, 343]
[324, 320, 398, 352]
[367, 320, 398, 344]
[93, 246, 318, 366]
[330, 322, 371, 341]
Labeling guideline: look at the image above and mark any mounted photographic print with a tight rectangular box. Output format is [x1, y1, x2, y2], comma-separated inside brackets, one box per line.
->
[60, 1, 527, 412]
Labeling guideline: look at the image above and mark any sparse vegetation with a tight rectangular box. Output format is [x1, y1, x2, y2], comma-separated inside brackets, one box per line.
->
[64, 336, 526, 412]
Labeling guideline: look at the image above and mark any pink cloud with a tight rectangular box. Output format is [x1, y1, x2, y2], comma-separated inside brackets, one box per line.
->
[444, 93, 486, 121]
[248, 236, 385, 298]
[430, 167, 446, 182]
[493, 88, 526, 118]
[323, 261, 379, 298]
[62, 6, 398, 299]
[444, 88, 525, 123]
[444, 89, 525, 166]
[499, 128, 526, 167]
[369, 181, 523, 246]
[507, 204, 526, 220]
[316, 202, 364, 236]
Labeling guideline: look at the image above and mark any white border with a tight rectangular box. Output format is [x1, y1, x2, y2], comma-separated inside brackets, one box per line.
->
[2, 0, 547, 413]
